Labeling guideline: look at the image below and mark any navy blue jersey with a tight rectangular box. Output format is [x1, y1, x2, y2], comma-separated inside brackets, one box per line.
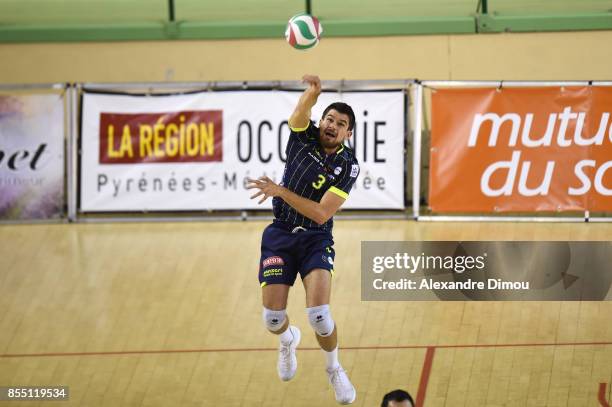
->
[272, 121, 360, 232]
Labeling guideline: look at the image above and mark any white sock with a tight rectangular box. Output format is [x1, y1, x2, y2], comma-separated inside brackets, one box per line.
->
[279, 325, 294, 344]
[324, 346, 340, 369]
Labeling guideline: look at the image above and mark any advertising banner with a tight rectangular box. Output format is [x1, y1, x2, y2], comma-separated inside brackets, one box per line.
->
[430, 87, 612, 212]
[80, 90, 405, 212]
[0, 94, 65, 220]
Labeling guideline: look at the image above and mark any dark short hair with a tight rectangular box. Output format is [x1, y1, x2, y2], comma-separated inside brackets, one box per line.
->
[322, 102, 355, 131]
[381, 389, 415, 407]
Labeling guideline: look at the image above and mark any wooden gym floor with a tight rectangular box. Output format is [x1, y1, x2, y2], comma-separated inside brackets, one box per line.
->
[0, 220, 611, 406]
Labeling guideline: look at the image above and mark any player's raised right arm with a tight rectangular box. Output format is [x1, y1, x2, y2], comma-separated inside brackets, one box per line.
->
[288, 74, 322, 130]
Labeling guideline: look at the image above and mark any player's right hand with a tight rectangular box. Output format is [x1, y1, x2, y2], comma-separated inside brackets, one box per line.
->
[302, 74, 321, 94]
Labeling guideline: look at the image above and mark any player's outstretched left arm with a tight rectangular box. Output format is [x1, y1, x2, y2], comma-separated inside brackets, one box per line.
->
[246, 176, 344, 225]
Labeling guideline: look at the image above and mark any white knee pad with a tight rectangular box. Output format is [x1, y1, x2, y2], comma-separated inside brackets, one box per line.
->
[307, 304, 335, 337]
[262, 307, 287, 332]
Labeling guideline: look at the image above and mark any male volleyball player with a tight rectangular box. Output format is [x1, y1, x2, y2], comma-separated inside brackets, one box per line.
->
[381, 389, 415, 407]
[247, 74, 360, 405]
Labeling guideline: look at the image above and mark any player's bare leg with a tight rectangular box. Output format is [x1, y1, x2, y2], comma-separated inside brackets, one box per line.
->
[262, 284, 301, 381]
[303, 269, 356, 404]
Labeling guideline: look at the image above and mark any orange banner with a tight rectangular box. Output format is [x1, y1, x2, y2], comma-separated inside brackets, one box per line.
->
[430, 87, 612, 213]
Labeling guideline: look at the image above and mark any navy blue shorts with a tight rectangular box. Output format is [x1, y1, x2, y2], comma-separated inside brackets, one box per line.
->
[258, 222, 335, 287]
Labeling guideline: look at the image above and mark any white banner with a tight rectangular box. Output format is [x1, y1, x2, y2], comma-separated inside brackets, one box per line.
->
[0, 94, 65, 220]
[80, 90, 405, 211]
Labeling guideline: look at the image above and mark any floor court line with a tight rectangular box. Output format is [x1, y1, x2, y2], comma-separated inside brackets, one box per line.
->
[2, 342, 610, 406]
[1, 340, 611, 358]
[415, 346, 435, 407]
[599, 383, 611, 407]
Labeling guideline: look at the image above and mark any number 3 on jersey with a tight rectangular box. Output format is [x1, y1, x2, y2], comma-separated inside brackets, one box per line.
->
[312, 174, 326, 190]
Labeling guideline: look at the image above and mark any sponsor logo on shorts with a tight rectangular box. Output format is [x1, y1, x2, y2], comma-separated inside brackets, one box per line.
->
[350, 164, 359, 178]
[263, 256, 285, 268]
[263, 268, 283, 278]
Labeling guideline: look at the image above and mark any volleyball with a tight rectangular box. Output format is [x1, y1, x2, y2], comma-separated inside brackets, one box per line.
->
[285, 13, 323, 50]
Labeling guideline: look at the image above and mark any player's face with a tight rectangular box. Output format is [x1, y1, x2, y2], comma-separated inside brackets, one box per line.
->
[318, 109, 352, 151]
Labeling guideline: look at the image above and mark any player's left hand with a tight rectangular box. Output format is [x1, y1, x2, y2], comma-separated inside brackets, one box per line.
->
[246, 176, 283, 204]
